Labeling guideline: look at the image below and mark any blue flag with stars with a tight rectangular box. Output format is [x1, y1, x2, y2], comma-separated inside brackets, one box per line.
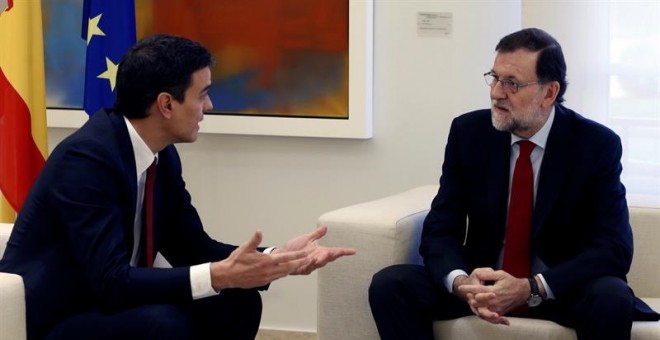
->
[81, 0, 135, 116]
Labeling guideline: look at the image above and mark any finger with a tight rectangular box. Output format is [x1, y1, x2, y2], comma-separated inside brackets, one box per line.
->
[306, 226, 328, 243]
[474, 305, 509, 325]
[474, 270, 500, 282]
[270, 249, 308, 264]
[476, 306, 501, 321]
[483, 315, 509, 325]
[291, 247, 349, 275]
[283, 257, 311, 275]
[473, 292, 497, 305]
[472, 267, 495, 277]
[265, 254, 312, 281]
[484, 313, 510, 326]
[469, 293, 495, 308]
[332, 247, 357, 256]
[314, 247, 353, 261]
[306, 252, 333, 272]
[237, 230, 263, 253]
[458, 284, 491, 296]
[293, 260, 316, 275]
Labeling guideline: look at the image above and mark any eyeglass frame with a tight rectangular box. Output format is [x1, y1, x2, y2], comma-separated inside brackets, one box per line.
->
[483, 71, 546, 94]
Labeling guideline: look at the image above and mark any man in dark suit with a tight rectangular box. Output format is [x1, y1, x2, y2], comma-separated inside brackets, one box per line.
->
[369, 28, 659, 340]
[0, 34, 355, 340]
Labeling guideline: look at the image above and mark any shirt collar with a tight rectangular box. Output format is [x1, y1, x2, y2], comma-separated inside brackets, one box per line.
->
[511, 106, 555, 149]
[123, 116, 157, 175]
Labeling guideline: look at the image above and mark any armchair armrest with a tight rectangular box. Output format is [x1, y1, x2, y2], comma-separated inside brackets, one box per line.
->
[1, 222, 27, 339]
[317, 185, 438, 340]
[0, 272, 26, 339]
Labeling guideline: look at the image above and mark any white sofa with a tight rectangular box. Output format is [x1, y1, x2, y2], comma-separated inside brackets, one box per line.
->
[317, 185, 660, 340]
[0, 222, 26, 340]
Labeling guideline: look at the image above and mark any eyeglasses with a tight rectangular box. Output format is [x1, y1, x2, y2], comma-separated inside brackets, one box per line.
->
[483, 72, 543, 94]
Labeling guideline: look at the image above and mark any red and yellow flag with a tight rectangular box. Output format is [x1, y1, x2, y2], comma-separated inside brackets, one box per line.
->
[0, 0, 48, 222]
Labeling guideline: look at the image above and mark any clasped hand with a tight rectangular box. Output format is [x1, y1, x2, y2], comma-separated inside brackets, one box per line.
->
[211, 226, 355, 291]
[454, 268, 529, 325]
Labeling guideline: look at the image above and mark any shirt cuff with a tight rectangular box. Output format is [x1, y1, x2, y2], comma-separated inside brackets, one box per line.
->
[537, 273, 555, 299]
[444, 269, 469, 293]
[263, 247, 276, 254]
[190, 263, 219, 300]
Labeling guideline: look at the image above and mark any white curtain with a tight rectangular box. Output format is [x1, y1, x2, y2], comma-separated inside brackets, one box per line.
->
[523, 0, 660, 208]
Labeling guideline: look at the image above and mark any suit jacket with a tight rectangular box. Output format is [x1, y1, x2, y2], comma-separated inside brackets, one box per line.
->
[0, 110, 240, 339]
[420, 105, 658, 319]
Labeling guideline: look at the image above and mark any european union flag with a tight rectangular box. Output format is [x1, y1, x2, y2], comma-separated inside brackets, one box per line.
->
[81, 0, 135, 116]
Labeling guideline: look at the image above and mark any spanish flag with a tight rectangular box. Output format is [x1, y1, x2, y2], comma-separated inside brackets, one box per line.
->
[0, 0, 48, 222]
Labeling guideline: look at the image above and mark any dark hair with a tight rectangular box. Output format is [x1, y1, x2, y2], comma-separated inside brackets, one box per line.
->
[114, 34, 215, 118]
[496, 28, 567, 104]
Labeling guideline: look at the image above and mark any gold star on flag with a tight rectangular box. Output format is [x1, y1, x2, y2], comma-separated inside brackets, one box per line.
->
[97, 57, 119, 90]
[87, 14, 105, 45]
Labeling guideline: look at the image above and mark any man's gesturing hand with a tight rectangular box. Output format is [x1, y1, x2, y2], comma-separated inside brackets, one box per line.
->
[274, 226, 356, 275]
[210, 230, 309, 291]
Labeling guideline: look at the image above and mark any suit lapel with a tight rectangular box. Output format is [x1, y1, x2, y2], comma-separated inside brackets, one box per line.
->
[532, 106, 575, 237]
[108, 111, 139, 248]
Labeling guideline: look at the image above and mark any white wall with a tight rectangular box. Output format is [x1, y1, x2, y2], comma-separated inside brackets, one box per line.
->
[522, 1, 609, 118]
[47, 0, 520, 333]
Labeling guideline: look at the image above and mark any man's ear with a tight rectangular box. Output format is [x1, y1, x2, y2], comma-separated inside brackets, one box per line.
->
[542, 81, 560, 108]
[156, 92, 174, 119]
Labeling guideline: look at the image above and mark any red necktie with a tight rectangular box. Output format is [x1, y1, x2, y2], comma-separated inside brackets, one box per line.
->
[502, 141, 534, 316]
[144, 160, 157, 268]
[503, 140, 535, 278]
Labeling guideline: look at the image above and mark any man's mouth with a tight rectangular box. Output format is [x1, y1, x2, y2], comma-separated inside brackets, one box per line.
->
[492, 100, 510, 113]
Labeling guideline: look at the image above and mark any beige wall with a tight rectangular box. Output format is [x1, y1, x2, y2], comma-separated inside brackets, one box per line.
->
[47, 0, 521, 333]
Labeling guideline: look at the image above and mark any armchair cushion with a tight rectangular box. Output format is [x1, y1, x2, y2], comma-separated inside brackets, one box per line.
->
[1, 223, 27, 340]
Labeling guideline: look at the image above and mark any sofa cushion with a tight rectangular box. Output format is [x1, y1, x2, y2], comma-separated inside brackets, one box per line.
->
[628, 207, 660, 297]
[0, 272, 26, 339]
[434, 298, 660, 340]
[435, 316, 575, 340]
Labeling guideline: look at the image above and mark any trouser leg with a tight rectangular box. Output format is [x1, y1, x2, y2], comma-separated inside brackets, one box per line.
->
[572, 276, 633, 340]
[45, 304, 191, 340]
[190, 288, 263, 340]
[368, 264, 471, 340]
[46, 289, 262, 340]
[537, 276, 634, 340]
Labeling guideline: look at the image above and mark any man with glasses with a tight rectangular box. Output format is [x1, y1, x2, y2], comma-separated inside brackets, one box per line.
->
[369, 28, 659, 340]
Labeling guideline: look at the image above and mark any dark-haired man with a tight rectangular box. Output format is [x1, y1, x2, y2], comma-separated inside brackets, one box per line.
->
[0, 34, 355, 340]
[369, 28, 659, 340]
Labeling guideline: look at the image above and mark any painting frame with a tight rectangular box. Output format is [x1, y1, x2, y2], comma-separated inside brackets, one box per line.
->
[47, 0, 373, 139]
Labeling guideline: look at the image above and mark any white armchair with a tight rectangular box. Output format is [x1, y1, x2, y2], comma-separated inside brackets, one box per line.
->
[317, 185, 660, 340]
[0, 223, 27, 340]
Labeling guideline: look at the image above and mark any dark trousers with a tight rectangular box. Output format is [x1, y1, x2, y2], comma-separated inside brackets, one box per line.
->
[369, 264, 635, 340]
[45, 289, 262, 340]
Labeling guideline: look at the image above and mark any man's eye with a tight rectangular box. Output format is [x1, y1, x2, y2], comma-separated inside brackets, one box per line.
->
[502, 79, 517, 88]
